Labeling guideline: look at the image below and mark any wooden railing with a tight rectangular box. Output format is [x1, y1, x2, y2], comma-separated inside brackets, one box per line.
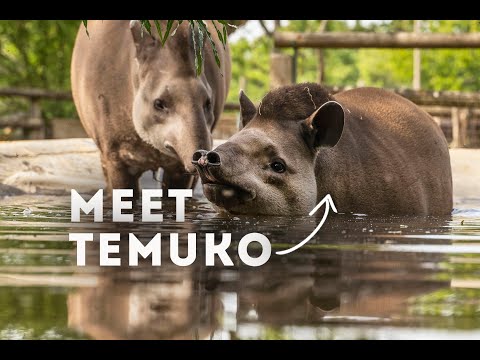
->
[222, 86, 480, 109]
[0, 87, 73, 100]
[274, 32, 480, 49]
[0, 87, 73, 139]
[1, 87, 479, 146]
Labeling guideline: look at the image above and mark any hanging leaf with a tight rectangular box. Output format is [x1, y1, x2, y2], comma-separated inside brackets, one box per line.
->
[140, 20, 152, 36]
[195, 21, 204, 76]
[211, 20, 224, 46]
[162, 20, 175, 45]
[153, 20, 163, 41]
[223, 24, 227, 46]
[82, 20, 89, 37]
[188, 20, 201, 76]
[171, 20, 184, 37]
[79, 20, 235, 75]
[197, 20, 221, 69]
[217, 20, 237, 29]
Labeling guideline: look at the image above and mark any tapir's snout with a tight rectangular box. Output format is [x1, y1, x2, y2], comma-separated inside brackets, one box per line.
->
[192, 150, 221, 167]
[192, 147, 255, 209]
[192, 149, 226, 185]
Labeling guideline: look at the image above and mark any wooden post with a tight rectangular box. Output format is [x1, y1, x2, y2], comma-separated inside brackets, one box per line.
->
[466, 108, 475, 147]
[270, 20, 293, 89]
[273, 21, 281, 54]
[413, 20, 422, 90]
[318, 50, 325, 83]
[28, 98, 45, 139]
[317, 20, 329, 84]
[270, 53, 293, 89]
[292, 47, 298, 83]
[459, 108, 469, 147]
[451, 107, 460, 148]
[451, 107, 469, 148]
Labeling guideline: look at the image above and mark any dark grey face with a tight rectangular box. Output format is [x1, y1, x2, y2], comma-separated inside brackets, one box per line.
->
[193, 91, 345, 216]
[192, 145, 255, 211]
[193, 124, 317, 215]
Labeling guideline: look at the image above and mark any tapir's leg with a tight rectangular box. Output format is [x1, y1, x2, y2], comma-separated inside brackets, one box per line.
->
[162, 170, 195, 192]
[100, 156, 110, 191]
[102, 156, 141, 200]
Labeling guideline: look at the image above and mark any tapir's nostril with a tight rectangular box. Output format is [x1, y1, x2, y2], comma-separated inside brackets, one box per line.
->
[192, 150, 208, 164]
[206, 151, 221, 166]
[191, 150, 220, 167]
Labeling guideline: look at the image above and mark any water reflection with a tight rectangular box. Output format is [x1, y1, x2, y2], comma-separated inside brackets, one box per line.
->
[0, 195, 479, 339]
[66, 233, 452, 339]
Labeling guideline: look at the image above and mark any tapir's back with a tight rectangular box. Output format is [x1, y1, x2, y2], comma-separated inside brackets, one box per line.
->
[317, 87, 453, 215]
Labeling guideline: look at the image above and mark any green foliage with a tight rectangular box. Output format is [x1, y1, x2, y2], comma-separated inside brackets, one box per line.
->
[357, 49, 413, 88]
[228, 20, 362, 103]
[409, 287, 480, 328]
[2, 20, 480, 121]
[0, 287, 88, 339]
[97, 20, 234, 76]
[0, 20, 79, 120]
[357, 20, 480, 91]
[228, 36, 273, 102]
[228, 20, 480, 103]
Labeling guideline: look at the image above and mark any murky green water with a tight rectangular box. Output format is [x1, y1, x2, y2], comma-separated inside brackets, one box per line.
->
[0, 194, 480, 339]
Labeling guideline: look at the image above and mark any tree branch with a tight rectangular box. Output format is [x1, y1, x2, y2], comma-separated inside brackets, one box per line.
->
[258, 20, 273, 37]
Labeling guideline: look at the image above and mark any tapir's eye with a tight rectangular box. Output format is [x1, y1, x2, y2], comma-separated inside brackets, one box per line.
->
[204, 99, 212, 111]
[154, 99, 166, 111]
[270, 160, 286, 173]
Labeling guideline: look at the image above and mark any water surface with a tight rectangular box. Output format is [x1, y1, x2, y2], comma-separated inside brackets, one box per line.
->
[0, 194, 479, 340]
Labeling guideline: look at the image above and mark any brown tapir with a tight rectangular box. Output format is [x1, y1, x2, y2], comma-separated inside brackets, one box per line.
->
[71, 20, 230, 196]
[193, 83, 453, 216]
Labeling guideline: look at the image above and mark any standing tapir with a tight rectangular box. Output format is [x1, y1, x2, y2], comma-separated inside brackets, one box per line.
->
[193, 83, 453, 215]
[71, 20, 230, 195]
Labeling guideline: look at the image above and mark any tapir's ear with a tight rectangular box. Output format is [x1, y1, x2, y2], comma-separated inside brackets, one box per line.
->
[302, 101, 344, 150]
[239, 90, 256, 129]
[130, 20, 157, 61]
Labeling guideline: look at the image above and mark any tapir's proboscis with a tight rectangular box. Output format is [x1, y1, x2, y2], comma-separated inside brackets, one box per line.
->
[71, 20, 230, 196]
[193, 83, 453, 216]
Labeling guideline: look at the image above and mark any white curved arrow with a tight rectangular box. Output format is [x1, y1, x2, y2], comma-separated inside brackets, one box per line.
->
[275, 194, 337, 255]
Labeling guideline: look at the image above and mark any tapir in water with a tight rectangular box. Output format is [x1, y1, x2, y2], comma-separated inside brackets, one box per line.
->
[193, 83, 453, 216]
[71, 20, 230, 195]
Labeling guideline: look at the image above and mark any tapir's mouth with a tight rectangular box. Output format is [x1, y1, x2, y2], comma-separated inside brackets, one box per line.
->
[163, 141, 181, 161]
[193, 164, 256, 209]
[203, 182, 256, 210]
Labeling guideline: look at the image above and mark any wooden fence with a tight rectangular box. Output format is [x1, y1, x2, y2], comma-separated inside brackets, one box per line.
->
[274, 32, 480, 49]
[267, 29, 480, 147]
[0, 87, 479, 147]
[0, 87, 74, 139]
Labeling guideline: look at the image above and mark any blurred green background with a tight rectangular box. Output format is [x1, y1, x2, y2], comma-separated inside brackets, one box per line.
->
[1, 20, 480, 121]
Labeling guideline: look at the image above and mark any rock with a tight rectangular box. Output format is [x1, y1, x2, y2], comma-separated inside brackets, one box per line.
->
[0, 138, 104, 195]
[0, 139, 226, 197]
